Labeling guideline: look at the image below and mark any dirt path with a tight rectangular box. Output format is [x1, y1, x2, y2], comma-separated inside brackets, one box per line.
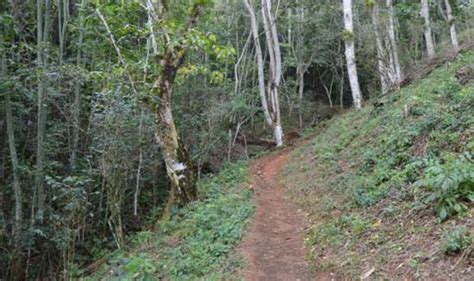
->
[238, 152, 312, 281]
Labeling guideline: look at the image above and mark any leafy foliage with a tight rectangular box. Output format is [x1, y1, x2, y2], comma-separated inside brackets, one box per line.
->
[442, 227, 472, 255]
[90, 161, 254, 280]
[417, 153, 474, 221]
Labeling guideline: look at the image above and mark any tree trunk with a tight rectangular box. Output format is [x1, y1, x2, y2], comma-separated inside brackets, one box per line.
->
[342, 0, 362, 109]
[243, 0, 284, 147]
[421, 0, 435, 59]
[2, 37, 22, 241]
[297, 65, 304, 129]
[261, 0, 284, 146]
[340, 68, 345, 108]
[58, 0, 69, 63]
[244, 0, 272, 126]
[134, 109, 144, 217]
[387, 0, 402, 83]
[154, 55, 197, 218]
[35, 0, 51, 223]
[371, 2, 389, 94]
[156, 109, 197, 218]
[70, 0, 86, 171]
[444, 0, 459, 53]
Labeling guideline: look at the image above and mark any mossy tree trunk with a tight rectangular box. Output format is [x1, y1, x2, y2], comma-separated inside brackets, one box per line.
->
[148, 1, 203, 217]
[153, 53, 198, 217]
[444, 0, 459, 53]
[421, 0, 435, 59]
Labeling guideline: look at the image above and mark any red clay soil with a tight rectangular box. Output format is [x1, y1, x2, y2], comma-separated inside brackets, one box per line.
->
[237, 152, 313, 281]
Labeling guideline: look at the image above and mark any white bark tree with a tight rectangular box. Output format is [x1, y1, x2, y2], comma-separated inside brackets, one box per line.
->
[387, 0, 402, 83]
[444, 0, 459, 53]
[343, 0, 362, 109]
[261, 0, 284, 146]
[421, 0, 436, 59]
[370, 1, 390, 94]
[244, 0, 284, 146]
[371, 0, 402, 93]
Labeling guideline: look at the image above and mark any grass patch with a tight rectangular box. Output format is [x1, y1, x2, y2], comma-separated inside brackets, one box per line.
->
[88, 161, 254, 280]
[281, 51, 474, 279]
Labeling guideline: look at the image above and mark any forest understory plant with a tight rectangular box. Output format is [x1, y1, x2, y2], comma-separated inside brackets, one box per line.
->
[282, 51, 474, 279]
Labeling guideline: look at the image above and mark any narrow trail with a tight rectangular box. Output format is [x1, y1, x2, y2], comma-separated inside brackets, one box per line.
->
[238, 151, 313, 281]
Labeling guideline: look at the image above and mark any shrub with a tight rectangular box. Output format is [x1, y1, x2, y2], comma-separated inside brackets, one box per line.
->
[442, 227, 472, 255]
[417, 153, 474, 221]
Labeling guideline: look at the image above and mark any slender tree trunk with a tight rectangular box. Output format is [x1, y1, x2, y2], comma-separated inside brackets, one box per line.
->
[70, 0, 86, 171]
[444, 0, 459, 53]
[261, 0, 284, 146]
[58, 0, 69, 63]
[2, 37, 22, 241]
[421, 0, 435, 59]
[321, 73, 334, 107]
[35, 0, 51, 223]
[244, 0, 271, 125]
[342, 0, 362, 109]
[387, 0, 402, 83]
[371, 2, 389, 94]
[295, 2, 307, 127]
[340, 69, 345, 108]
[134, 109, 144, 217]
[243, 0, 283, 146]
[297, 65, 304, 129]
[386, 0, 401, 83]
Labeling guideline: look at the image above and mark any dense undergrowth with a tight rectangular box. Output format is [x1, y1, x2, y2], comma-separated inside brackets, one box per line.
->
[87, 161, 254, 280]
[282, 51, 473, 279]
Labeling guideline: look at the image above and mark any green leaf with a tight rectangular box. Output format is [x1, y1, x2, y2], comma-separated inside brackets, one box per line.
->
[439, 208, 448, 221]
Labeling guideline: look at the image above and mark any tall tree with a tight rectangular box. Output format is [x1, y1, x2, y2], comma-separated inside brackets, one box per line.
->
[387, 0, 402, 83]
[1, 35, 22, 242]
[370, 0, 402, 93]
[244, 0, 284, 146]
[58, 0, 69, 63]
[70, 0, 87, 171]
[261, 0, 284, 146]
[369, 0, 390, 94]
[342, 0, 362, 109]
[146, 1, 205, 216]
[444, 0, 459, 53]
[35, 0, 52, 223]
[421, 0, 436, 59]
[288, 0, 315, 126]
